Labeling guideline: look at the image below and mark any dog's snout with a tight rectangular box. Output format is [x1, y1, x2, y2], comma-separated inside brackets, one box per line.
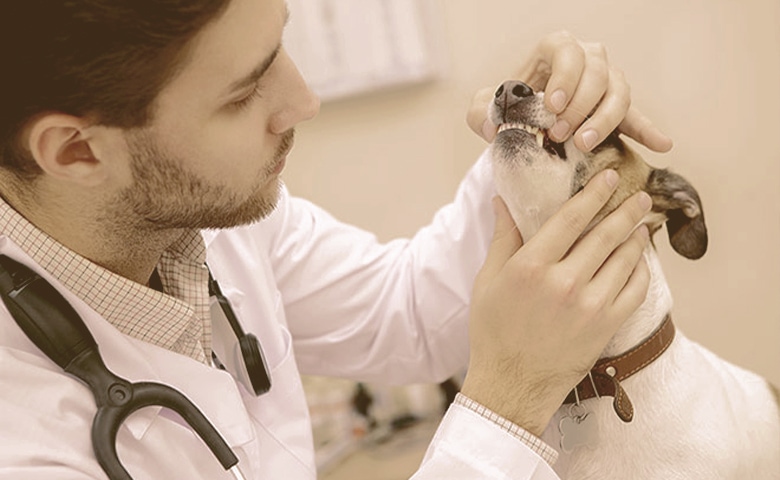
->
[494, 81, 536, 120]
[490, 79, 555, 128]
[495, 81, 534, 102]
[512, 82, 534, 99]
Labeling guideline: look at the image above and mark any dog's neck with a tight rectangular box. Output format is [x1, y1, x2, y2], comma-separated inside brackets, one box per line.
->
[601, 245, 673, 358]
[491, 139, 676, 359]
[505, 203, 674, 359]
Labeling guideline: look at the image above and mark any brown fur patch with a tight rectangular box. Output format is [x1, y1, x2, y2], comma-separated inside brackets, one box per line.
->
[580, 142, 654, 229]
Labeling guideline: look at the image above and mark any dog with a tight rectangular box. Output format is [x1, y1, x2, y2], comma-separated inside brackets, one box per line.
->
[488, 80, 780, 479]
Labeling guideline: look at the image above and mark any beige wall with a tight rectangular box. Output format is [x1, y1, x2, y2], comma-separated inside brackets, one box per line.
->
[283, 0, 780, 385]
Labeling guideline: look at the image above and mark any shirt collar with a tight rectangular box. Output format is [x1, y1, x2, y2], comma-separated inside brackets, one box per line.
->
[0, 197, 211, 362]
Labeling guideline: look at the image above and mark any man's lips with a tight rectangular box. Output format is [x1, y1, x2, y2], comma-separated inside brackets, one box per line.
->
[270, 157, 285, 175]
[270, 131, 295, 175]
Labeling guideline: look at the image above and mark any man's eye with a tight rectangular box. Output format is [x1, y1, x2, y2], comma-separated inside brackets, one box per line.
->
[230, 84, 262, 111]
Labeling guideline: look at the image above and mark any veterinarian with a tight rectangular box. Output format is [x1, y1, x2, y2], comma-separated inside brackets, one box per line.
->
[0, 0, 673, 478]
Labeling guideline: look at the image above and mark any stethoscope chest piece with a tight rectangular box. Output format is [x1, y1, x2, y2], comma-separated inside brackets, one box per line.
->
[208, 271, 272, 396]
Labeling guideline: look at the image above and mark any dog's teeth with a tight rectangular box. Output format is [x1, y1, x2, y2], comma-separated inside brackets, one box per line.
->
[498, 122, 544, 144]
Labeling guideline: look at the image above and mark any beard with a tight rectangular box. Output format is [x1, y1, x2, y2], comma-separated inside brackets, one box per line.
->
[113, 129, 294, 231]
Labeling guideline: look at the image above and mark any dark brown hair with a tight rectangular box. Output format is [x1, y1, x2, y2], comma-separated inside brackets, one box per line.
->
[0, 0, 231, 177]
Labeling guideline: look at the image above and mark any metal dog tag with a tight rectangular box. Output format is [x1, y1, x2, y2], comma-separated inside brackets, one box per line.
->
[559, 405, 599, 453]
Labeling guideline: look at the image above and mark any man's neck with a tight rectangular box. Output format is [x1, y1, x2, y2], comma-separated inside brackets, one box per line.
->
[1, 179, 184, 286]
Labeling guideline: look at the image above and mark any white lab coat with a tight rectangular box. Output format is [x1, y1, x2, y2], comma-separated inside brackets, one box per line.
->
[0, 152, 560, 479]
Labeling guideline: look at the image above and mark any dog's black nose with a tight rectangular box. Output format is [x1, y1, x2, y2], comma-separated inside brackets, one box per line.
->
[495, 81, 534, 102]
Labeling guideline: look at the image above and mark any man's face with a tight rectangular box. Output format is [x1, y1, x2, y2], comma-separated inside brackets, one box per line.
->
[114, 0, 319, 230]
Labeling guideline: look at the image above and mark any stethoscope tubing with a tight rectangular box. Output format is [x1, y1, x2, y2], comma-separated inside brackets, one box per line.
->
[0, 255, 246, 480]
[91, 377, 240, 479]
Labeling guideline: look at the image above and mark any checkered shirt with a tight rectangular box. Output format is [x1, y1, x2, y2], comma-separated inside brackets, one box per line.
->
[0, 198, 212, 363]
[454, 393, 559, 466]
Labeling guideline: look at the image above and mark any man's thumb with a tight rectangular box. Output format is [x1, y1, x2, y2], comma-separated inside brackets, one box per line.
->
[482, 196, 524, 274]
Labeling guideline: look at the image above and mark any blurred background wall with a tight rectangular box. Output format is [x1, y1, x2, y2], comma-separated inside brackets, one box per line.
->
[283, 0, 780, 389]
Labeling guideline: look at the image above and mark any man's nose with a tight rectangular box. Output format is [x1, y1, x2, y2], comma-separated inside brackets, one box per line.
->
[494, 80, 534, 109]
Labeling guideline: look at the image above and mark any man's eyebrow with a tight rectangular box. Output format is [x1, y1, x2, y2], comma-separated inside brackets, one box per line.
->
[225, 7, 290, 95]
[227, 44, 282, 95]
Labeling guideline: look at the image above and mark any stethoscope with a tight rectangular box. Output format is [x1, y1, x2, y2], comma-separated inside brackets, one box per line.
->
[0, 254, 272, 480]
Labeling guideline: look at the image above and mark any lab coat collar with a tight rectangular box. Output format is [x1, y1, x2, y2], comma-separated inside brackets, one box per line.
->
[0, 238, 255, 448]
[201, 228, 223, 250]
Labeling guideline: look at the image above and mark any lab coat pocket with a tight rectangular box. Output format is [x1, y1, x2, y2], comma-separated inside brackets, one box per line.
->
[252, 323, 301, 429]
[220, 284, 287, 372]
[269, 323, 292, 375]
[242, 324, 316, 476]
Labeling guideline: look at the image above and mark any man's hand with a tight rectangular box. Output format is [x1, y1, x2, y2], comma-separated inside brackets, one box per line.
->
[466, 31, 673, 153]
[460, 170, 652, 436]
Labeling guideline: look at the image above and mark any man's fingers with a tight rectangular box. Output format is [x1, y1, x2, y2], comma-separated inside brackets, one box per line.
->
[608, 252, 651, 325]
[467, 87, 498, 143]
[567, 67, 631, 151]
[618, 106, 674, 153]
[565, 190, 653, 279]
[586, 225, 650, 310]
[481, 196, 524, 278]
[525, 169, 619, 263]
[547, 43, 610, 144]
[536, 31, 586, 112]
[469, 30, 673, 154]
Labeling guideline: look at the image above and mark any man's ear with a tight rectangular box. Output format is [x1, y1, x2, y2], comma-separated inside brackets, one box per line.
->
[24, 113, 108, 186]
[645, 168, 708, 260]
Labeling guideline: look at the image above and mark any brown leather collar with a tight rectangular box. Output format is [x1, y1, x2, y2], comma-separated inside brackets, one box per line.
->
[563, 315, 676, 423]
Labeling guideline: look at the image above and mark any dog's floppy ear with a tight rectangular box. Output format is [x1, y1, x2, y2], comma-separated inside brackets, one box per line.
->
[645, 168, 708, 260]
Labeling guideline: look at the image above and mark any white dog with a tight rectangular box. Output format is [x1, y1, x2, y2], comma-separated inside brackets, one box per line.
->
[488, 80, 780, 479]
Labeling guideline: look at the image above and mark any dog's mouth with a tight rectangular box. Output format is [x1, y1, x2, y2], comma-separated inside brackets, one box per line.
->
[497, 121, 567, 159]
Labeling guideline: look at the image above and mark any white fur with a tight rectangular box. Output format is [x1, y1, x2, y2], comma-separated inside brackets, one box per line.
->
[539, 248, 780, 479]
[488, 93, 780, 477]
[503, 182, 780, 479]
[542, 333, 780, 479]
[493, 157, 577, 239]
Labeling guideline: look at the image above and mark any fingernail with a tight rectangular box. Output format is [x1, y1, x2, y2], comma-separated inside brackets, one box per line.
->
[550, 89, 567, 112]
[550, 119, 570, 141]
[638, 224, 650, 240]
[581, 129, 599, 150]
[482, 119, 497, 142]
[605, 169, 619, 188]
[637, 191, 652, 211]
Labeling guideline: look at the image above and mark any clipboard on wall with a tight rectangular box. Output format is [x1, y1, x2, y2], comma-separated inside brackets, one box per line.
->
[284, 0, 446, 102]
